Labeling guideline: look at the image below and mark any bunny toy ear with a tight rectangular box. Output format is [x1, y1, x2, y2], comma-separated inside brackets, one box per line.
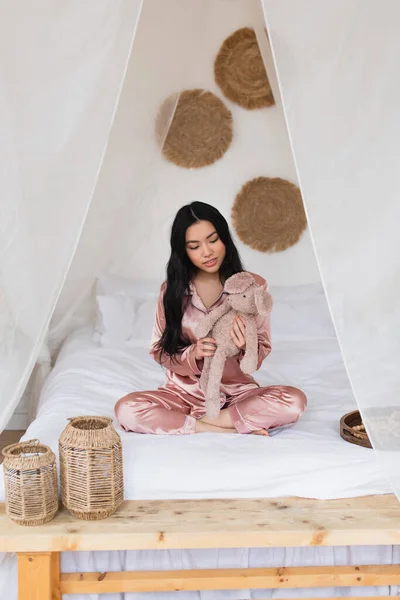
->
[224, 271, 255, 294]
[254, 287, 273, 315]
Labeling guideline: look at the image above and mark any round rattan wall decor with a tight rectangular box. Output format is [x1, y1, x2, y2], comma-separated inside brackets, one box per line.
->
[214, 27, 274, 109]
[232, 177, 307, 253]
[156, 89, 233, 169]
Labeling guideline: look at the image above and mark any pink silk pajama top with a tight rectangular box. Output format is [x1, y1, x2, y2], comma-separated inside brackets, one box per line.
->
[149, 272, 271, 401]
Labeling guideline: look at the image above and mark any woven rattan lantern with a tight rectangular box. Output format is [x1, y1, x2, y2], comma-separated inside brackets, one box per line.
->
[2, 439, 58, 526]
[59, 416, 123, 520]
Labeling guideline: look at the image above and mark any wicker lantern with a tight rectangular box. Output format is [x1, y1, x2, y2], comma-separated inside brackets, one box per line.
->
[59, 416, 123, 520]
[2, 439, 58, 526]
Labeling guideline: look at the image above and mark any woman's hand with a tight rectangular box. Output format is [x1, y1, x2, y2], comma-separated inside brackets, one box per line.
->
[195, 337, 217, 360]
[230, 315, 246, 350]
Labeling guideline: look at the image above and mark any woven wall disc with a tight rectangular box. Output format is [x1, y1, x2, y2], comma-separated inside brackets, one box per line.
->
[214, 27, 274, 109]
[232, 177, 307, 253]
[156, 89, 233, 168]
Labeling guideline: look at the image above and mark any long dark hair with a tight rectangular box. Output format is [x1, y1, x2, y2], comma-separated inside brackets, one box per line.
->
[156, 202, 244, 359]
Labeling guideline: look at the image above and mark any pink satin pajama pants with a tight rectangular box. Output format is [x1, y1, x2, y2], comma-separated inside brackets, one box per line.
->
[115, 385, 307, 435]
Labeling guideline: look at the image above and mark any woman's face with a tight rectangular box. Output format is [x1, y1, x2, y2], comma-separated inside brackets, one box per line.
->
[185, 220, 226, 274]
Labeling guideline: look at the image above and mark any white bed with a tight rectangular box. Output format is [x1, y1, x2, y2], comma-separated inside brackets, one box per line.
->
[0, 282, 397, 599]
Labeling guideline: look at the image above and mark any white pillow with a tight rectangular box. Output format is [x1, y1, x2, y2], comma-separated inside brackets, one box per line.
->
[270, 282, 336, 341]
[94, 274, 335, 347]
[94, 273, 161, 346]
[129, 295, 158, 347]
[95, 294, 135, 345]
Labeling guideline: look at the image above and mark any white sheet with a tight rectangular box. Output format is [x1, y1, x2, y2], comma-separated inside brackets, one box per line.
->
[2, 325, 390, 502]
[0, 305, 396, 600]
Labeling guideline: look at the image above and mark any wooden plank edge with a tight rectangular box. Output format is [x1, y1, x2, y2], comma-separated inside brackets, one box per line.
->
[60, 565, 400, 594]
[3, 525, 400, 552]
[2, 527, 400, 553]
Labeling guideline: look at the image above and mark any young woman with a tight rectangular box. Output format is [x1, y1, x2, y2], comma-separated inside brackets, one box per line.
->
[115, 202, 307, 435]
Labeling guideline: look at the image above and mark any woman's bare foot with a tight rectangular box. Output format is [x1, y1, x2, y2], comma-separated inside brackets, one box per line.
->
[250, 429, 269, 436]
[195, 420, 236, 434]
[199, 408, 233, 429]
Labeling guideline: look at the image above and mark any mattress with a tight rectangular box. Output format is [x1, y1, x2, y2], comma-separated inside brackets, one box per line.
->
[0, 284, 396, 600]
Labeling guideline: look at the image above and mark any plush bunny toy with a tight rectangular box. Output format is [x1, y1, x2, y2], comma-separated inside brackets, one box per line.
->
[195, 271, 273, 419]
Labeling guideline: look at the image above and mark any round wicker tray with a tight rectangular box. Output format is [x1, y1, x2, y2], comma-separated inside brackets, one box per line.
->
[340, 410, 372, 449]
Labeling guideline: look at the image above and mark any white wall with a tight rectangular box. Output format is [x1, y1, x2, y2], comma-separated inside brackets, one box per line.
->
[120, 0, 320, 286]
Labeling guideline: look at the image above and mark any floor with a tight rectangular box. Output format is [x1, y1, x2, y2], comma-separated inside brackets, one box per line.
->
[0, 431, 25, 464]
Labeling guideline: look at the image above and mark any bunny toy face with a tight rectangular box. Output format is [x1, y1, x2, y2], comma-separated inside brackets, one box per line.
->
[228, 284, 258, 315]
[224, 272, 273, 316]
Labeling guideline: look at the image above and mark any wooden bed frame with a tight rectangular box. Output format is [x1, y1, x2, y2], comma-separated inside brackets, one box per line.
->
[1, 494, 399, 600]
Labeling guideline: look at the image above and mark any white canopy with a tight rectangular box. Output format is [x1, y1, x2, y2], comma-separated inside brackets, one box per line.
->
[1, 0, 399, 498]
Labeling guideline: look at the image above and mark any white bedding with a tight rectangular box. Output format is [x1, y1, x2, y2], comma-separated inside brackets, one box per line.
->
[0, 286, 396, 600]
[4, 325, 390, 502]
